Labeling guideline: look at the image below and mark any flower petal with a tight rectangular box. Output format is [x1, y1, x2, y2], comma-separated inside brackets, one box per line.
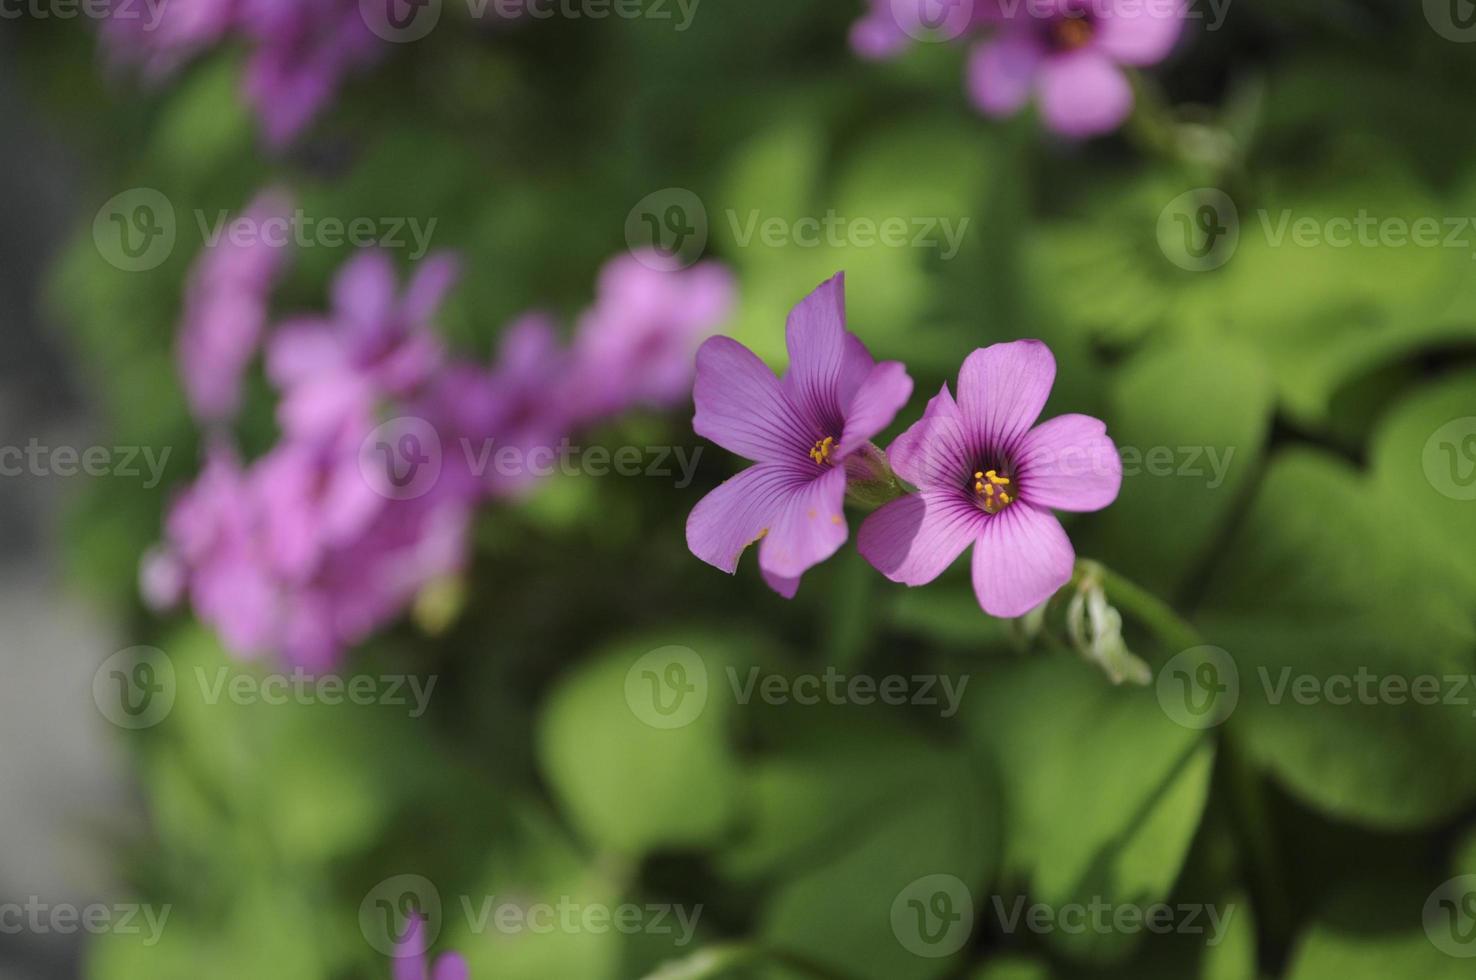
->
[1015, 413, 1123, 512]
[1036, 50, 1134, 138]
[1094, 0, 1185, 66]
[956, 340, 1056, 456]
[971, 504, 1075, 618]
[692, 336, 809, 463]
[837, 360, 913, 458]
[432, 953, 470, 980]
[783, 273, 850, 430]
[859, 490, 983, 585]
[758, 465, 849, 588]
[966, 33, 1042, 117]
[400, 252, 461, 325]
[686, 463, 806, 574]
[887, 384, 970, 490]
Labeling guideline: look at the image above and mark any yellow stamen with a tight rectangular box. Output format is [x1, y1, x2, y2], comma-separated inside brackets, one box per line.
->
[1052, 16, 1094, 51]
[809, 436, 836, 465]
[974, 467, 1016, 514]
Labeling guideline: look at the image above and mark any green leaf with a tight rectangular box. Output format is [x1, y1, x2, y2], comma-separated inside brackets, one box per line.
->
[1198, 451, 1476, 828]
[1078, 340, 1274, 598]
[537, 637, 741, 856]
[962, 656, 1215, 963]
[1369, 370, 1476, 596]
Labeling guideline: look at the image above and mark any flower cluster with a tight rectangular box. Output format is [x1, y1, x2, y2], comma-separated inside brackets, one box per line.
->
[686, 273, 1122, 618]
[146, 200, 734, 669]
[100, 0, 385, 147]
[852, 0, 1185, 137]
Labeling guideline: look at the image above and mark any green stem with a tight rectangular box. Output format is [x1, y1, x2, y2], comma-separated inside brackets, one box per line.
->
[1083, 560, 1203, 658]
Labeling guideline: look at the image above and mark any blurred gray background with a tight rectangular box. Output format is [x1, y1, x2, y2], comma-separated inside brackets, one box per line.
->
[0, 28, 136, 980]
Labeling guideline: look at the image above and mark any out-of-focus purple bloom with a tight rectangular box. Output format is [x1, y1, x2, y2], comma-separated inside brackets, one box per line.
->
[151, 433, 471, 670]
[850, 0, 1183, 138]
[686, 273, 912, 598]
[967, 0, 1184, 136]
[100, 0, 234, 80]
[99, 0, 384, 147]
[238, 0, 384, 147]
[414, 311, 574, 501]
[268, 250, 457, 442]
[858, 340, 1121, 617]
[568, 252, 736, 423]
[393, 914, 469, 980]
[177, 189, 294, 424]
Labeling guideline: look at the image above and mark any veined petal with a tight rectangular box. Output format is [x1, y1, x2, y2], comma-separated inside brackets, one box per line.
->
[693, 336, 809, 463]
[836, 360, 913, 459]
[1036, 50, 1134, 138]
[686, 463, 807, 574]
[859, 490, 983, 586]
[971, 504, 1075, 618]
[782, 273, 850, 429]
[758, 464, 849, 587]
[956, 340, 1056, 456]
[1016, 413, 1123, 512]
[887, 384, 969, 490]
[400, 252, 461, 325]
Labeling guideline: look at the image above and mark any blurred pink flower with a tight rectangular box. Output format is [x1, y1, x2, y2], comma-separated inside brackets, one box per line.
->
[567, 252, 735, 423]
[177, 189, 295, 424]
[968, 0, 1184, 137]
[393, 914, 468, 980]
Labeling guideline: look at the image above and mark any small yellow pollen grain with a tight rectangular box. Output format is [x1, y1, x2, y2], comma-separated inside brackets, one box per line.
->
[831, 514, 843, 526]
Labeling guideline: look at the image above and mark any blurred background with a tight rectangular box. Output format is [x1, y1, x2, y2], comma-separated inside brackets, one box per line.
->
[3, 1, 1476, 978]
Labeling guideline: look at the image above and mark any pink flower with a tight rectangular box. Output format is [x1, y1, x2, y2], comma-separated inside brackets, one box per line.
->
[967, 0, 1184, 137]
[686, 274, 913, 597]
[858, 340, 1121, 617]
[267, 250, 458, 443]
[177, 189, 294, 423]
[568, 252, 735, 423]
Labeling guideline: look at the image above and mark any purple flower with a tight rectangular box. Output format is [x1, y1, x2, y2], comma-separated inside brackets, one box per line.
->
[238, 0, 384, 148]
[686, 273, 913, 598]
[415, 311, 575, 500]
[850, 0, 1001, 60]
[967, 0, 1184, 137]
[177, 189, 294, 423]
[100, 0, 383, 147]
[568, 252, 736, 424]
[858, 340, 1121, 617]
[393, 914, 468, 980]
[268, 249, 458, 442]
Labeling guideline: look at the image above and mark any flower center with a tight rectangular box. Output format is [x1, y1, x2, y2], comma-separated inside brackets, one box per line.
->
[973, 469, 1015, 515]
[809, 436, 837, 466]
[1049, 15, 1094, 51]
